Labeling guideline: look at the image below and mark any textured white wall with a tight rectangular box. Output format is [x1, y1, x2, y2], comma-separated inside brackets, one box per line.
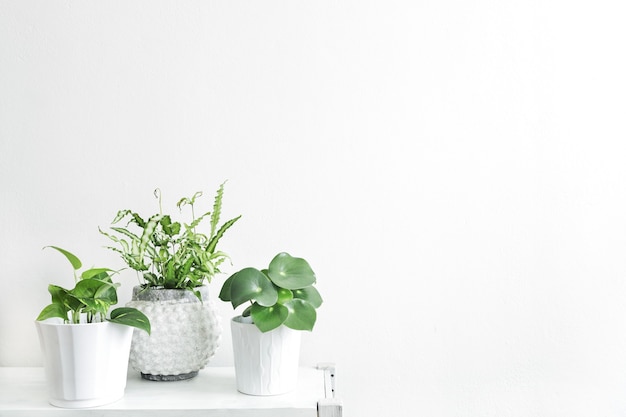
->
[2, 1, 626, 416]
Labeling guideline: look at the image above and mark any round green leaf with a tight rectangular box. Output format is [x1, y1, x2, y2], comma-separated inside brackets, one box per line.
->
[218, 275, 233, 302]
[283, 299, 317, 331]
[277, 288, 294, 304]
[230, 268, 278, 308]
[250, 303, 288, 333]
[293, 286, 323, 308]
[267, 252, 316, 290]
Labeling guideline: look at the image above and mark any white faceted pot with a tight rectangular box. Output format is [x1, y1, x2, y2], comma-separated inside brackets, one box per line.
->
[35, 319, 133, 408]
[231, 316, 301, 395]
[126, 286, 221, 381]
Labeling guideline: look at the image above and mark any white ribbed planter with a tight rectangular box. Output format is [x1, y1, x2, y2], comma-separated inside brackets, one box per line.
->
[126, 286, 221, 381]
[35, 319, 133, 408]
[231, 316, 301, 396]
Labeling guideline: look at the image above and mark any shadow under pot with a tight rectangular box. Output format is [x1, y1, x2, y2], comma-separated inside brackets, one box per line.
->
[126, 285, 222, 381]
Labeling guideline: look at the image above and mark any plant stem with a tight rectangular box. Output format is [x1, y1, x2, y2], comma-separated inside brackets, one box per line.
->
[154, 188, 163, 215]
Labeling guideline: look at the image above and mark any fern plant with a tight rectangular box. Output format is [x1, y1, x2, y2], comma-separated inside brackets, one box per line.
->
[100, 181, 241, 300]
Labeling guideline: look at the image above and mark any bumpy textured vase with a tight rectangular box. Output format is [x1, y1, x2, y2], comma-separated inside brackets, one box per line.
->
[231, 316, 301, 395]
[126, 286, 222, 381]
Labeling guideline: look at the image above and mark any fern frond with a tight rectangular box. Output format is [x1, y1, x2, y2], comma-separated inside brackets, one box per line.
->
[112, 210, 132, 224]
[103, 245, 125, 256]
[138, 214, 162, 260]
[189, 210, 211, 230]
[99, 227, 122, 243]
[110, 227, 141, 243]
[210, 181, 226, 239]
[207, 215, 241, 254]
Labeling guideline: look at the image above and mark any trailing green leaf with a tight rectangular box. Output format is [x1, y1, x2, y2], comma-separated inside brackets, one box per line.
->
[44, 246, 82, 271]
[81, 268, 115, 280]
[36, 246, 150, 331]
[37, 303, 69, 322]
[109, 307, 151, 334]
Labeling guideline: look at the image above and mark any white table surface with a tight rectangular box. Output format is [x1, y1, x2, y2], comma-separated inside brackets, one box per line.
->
[0, 366, 326, 417]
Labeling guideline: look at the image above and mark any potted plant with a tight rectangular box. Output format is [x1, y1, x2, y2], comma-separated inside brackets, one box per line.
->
[35, 246, 150, 408]
[100, 181, 241, 381]
[219, 252, 323, 395]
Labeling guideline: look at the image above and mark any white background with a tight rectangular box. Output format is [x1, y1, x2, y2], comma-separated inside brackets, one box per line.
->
[2, 1, 626, 416]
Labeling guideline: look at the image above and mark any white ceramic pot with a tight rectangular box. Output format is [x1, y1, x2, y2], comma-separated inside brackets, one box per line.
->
[35, 319, 133, 408]
[126, 286, 221, 380]
[231, 316, 301, 395]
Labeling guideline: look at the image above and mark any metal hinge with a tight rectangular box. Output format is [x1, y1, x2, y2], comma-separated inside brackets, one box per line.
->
[317, 363, 343, 417]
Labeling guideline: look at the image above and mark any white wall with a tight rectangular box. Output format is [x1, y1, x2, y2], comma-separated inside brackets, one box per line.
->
[2, 1, 626, 416]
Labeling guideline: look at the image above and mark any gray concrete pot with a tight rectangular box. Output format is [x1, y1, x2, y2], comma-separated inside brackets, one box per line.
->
[126, 285, 222, 381]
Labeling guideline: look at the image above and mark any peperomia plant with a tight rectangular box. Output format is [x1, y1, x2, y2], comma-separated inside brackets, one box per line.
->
[100, 181, 241, 300]
[36, 246, 151, 334]
[219, 252, 323, 333]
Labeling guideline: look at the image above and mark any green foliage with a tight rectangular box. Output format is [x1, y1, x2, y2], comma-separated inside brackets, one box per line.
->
[36, 246, 151, 334]
[101, 181, 241, 295]
[219, 252, 322, 333]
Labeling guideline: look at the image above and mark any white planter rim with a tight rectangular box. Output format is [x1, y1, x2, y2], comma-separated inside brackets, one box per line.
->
[36, 318, 112, 327]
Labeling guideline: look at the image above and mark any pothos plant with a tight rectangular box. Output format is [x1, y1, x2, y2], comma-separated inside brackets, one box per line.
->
[36, 246, 151, 334]
[100, 181, 241, 300]
[219, 252, 323, 333]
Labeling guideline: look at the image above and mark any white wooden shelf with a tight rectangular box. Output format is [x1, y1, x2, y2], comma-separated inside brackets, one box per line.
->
[0, 366, 342, 417]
